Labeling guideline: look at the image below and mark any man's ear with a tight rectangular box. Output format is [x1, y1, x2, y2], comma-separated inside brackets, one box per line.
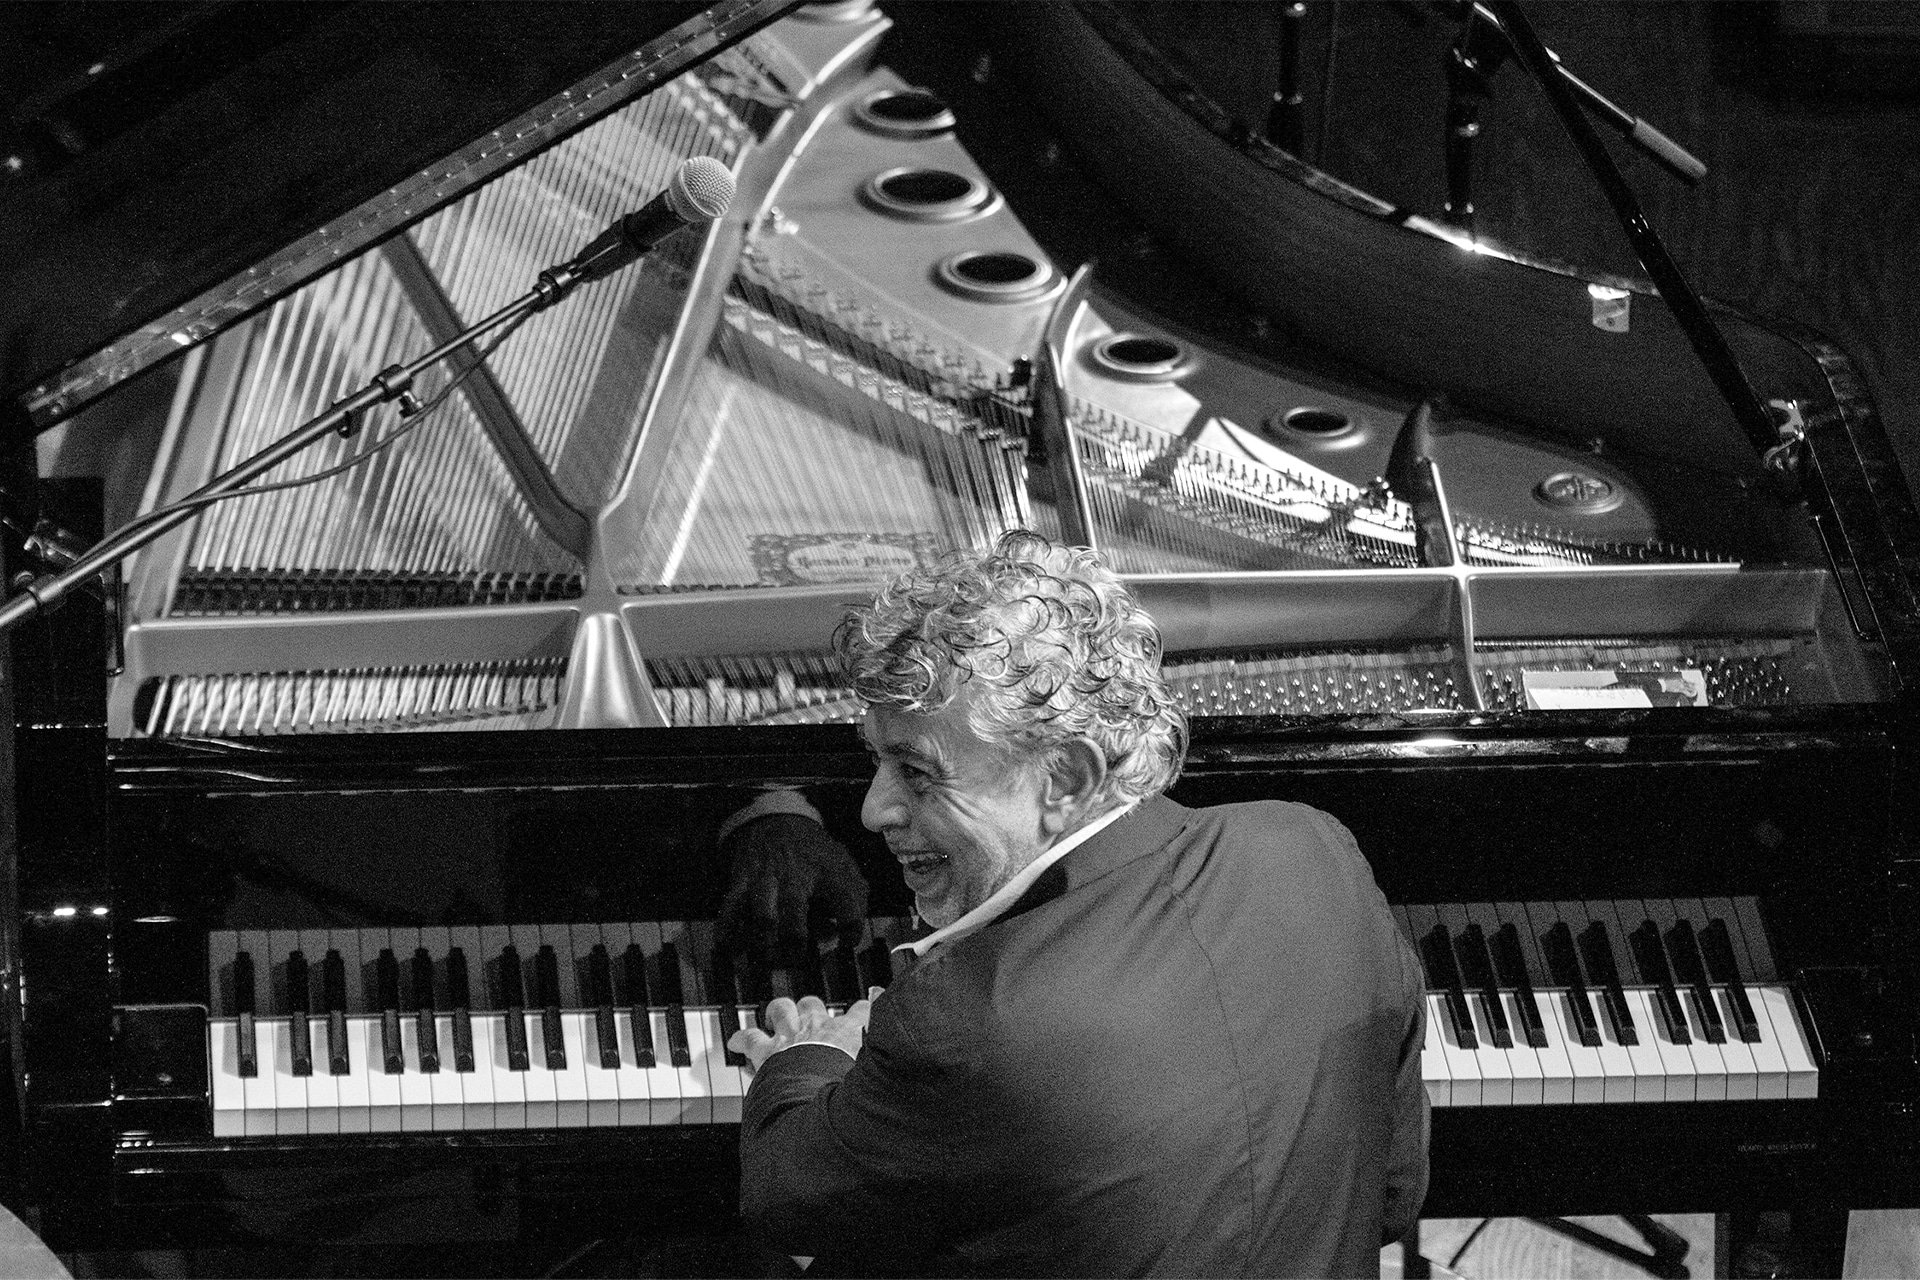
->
[1041, 738, 1108, 834]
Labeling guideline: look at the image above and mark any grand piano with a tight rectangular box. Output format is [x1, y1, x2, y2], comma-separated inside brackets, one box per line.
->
[3, 0, 1917, 1266]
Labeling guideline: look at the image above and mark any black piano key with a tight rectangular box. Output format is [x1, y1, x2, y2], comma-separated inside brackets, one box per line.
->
[1578, 919, 1639, 1045]
[1666, 919, 1727, 1044]
[499, 945, 531, 1072]
[1542, 922, 1603, 1047]
[535, 945, 566, 1071]
[286, 950, 314, 1077]
[447, 946, 477, 1072]
[658, 940, 692, 1069]
[712, 947, 748, 1068]
[1727, 896, 1780, 981]
[621, 943, 655, 1069]
[234, 951, 259, 1078]
[743, 951, 776, 1033]
[322, 949, 352, 1075]
[1490, 923, 1549, 1048]
[376, 948, 405, 1074]
[322, 948, 353, 1074]
[1495, 901, 1553, 989]
[410, 947, 440, 1073]
[1701, 918, 1763, 1043]
[588, 944, 620, 1070]
[821, 936, 860, 1009]
[1453, 921, 1514, 1050]
[1629, 921, 1691, 1045]
[1418, 924, 1477, 1050]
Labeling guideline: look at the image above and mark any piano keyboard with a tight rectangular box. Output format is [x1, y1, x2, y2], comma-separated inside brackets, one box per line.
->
[206, 898, 1818, 1136]
[1401, 899, 1818, 1107]
[206, 918, 912, 1138]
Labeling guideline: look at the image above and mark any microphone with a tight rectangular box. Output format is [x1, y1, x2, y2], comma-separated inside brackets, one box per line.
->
[542, 156, 736, 292]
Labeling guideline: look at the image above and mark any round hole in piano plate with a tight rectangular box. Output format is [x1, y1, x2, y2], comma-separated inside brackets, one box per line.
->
[856, 89, 957, 138]
[862, 167, 999, 222]
[1533, 470, 1624, 514]
[935, 251, 1062, 304]
[1089, 333, 1193, 383]
[1264, 407, 1354, 440]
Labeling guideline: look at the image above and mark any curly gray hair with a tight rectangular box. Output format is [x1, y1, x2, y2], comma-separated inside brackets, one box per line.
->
[833, 530, 1186, 805]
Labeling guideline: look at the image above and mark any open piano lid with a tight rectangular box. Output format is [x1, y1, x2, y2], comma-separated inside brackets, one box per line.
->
[7, 0, 1917, 739]
[0, 0, 792, 438]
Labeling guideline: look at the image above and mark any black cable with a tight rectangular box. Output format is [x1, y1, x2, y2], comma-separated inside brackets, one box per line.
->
[1448, 1217, 1491, 1270]
[119, 310, 533, 536]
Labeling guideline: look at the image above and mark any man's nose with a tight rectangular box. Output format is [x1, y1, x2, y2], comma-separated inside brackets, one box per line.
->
[862, 769, 902, 833]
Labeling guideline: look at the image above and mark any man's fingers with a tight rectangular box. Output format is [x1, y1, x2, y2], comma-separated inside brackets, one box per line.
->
[794, 994, 829, 1021]
[763, 996, 801, 1037]
[727, 1024, 772, 1056]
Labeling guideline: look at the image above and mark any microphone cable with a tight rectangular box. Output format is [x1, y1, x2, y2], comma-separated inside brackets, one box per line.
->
[113, 308, 535, 536]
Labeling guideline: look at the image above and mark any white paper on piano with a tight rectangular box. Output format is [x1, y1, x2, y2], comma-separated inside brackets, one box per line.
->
[1523, 668, 1708, 711]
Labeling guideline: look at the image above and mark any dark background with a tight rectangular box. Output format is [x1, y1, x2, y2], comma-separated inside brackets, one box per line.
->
[1086, 0, 1920, 493]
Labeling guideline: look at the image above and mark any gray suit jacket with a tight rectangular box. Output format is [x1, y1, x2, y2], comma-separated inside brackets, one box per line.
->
[739, 795, 1429, 1277]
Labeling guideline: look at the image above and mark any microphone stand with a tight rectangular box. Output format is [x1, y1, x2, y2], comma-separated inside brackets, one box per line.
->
[1442, 4, 1509, 235]
[0, 257, 600, 639]
[1266, 1, 1310, 156]
[1480, 0, 1787, 473]
[1444, 1, 1708, 191]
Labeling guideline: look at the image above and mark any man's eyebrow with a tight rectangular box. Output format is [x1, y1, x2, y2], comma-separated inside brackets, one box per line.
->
[870, 738, 946, 771]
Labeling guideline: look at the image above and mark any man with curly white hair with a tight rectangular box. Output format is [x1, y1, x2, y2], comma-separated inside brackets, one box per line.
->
[729, 530, 1427, 1278]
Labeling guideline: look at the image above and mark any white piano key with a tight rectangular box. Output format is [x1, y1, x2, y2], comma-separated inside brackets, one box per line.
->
[628, 922, 695, 1125]
[555, 1012, 592, 1127]
[429, 1014, 467, 1130]
[210, 1020, 247, 1137]
[346, 1018, 383, 1133]
[457, 1011, 500, 1130]
[241, 1013, 280, 1128]
[480, 1012, 527, 1130]
[1736, 985, 1792, 1100]
[1421, 999, 1450, 1107]
[1549, 991, 1611, 1105]
[521, 1012, 561, 1129]
[1496, 993, 1546, 1106]
[1585, 987, 1642, 1105]
[605, 1001, 655, 1127]
[1463, 993, 1513, 1105]
[1711, 990, 1762, 1101]
[1521, 993, 1576, 1106]
[1755, 985, 1819, 1099]
[1675, 990, 1731, 1102]
[1625, 987, 1691, 1104]
[1428, 993, 1482, 1107]
[268, 1018, 309, 1137]
[398, 1014, 434, 1131]
[697, 1008, 747, 1123]
[647, 1008, 691, 1125]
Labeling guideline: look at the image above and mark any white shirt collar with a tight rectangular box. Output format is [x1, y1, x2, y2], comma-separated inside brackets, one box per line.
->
[894, 800, 1138, 959]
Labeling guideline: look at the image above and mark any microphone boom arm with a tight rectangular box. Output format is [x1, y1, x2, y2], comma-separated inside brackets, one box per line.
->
[1482, 0, 1786, 474]
[0, 276, 561, 638]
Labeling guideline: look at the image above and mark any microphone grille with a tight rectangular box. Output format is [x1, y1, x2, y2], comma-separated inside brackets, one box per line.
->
[670, 155, 736, 222]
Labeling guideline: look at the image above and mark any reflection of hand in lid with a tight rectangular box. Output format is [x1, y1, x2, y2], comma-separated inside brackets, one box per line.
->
[1602, 671, 1698, 708]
